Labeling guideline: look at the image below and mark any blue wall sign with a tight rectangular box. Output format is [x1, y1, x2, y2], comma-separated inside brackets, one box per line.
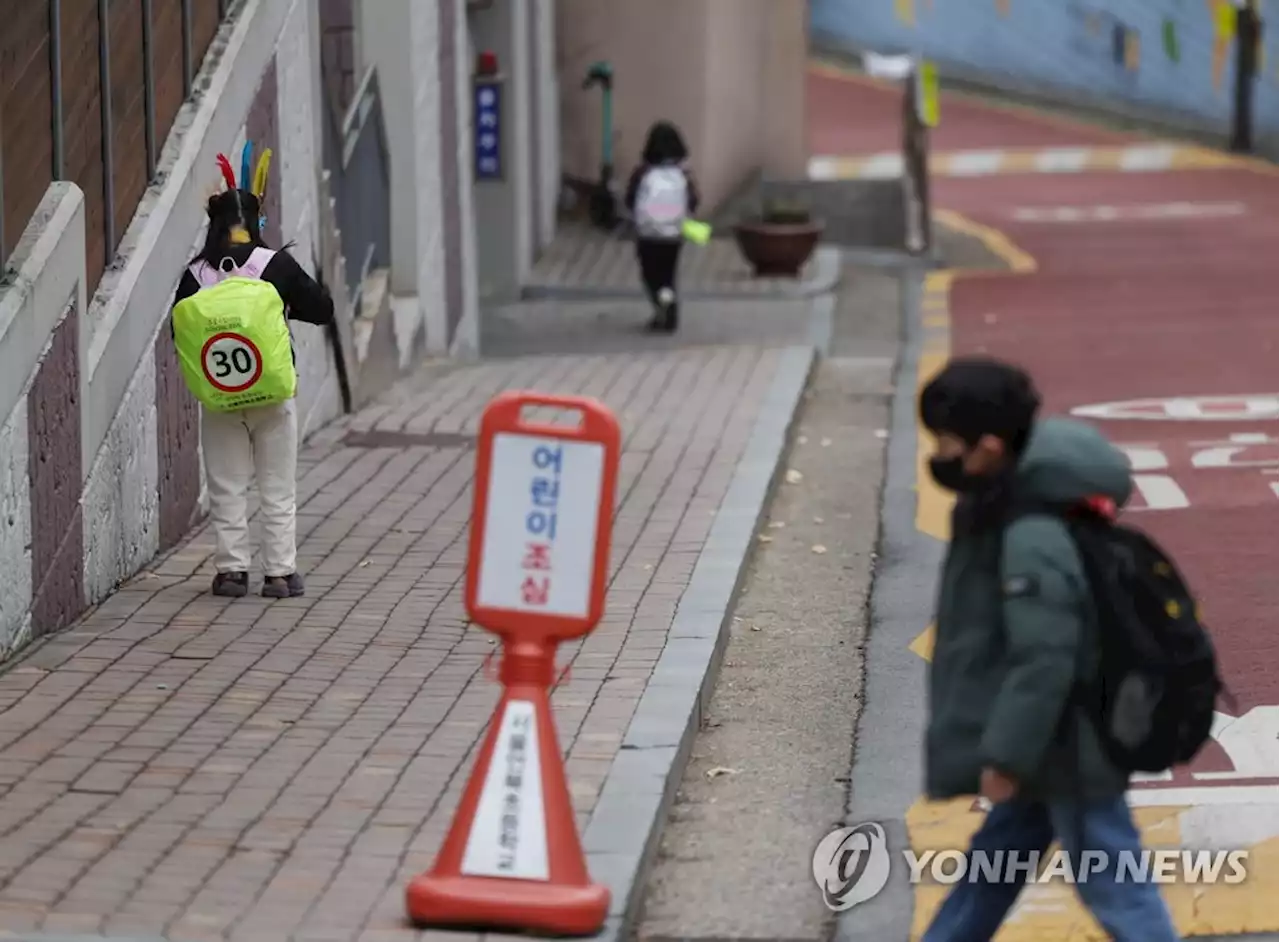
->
[474, 81, 502, 181]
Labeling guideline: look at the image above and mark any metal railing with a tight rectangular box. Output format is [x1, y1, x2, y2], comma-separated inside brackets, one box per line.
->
[2, 0, 229, 277]
[901, 65, 933, 257]
[320, 64, 391, 313]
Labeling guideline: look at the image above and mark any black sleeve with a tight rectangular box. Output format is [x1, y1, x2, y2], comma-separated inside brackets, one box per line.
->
[624, 165, 646, 213]
[262, 250, 335, 326]
[173, 269, 200, 307]
[170, 269, 200, 339]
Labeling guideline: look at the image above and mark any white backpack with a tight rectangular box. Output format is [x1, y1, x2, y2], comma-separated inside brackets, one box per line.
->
[634, 165, 688, 239]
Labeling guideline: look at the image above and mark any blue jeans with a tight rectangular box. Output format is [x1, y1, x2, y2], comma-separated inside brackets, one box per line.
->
[922, 795, 1179, 942]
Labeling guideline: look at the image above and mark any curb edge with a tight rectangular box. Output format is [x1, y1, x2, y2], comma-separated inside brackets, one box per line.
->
[582, 343, 818, 941]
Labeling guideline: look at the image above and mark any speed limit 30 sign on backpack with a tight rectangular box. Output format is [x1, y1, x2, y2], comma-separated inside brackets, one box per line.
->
[172, 247, 297, 411]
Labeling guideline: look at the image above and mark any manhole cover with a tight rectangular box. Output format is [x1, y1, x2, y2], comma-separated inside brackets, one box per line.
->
[342, 429, 475, 448]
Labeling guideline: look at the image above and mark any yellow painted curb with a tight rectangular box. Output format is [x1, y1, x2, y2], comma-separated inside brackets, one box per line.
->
[905, 797, 1280, 941]
[909, 622, 936, 661]
[914, 211, 1035, 542]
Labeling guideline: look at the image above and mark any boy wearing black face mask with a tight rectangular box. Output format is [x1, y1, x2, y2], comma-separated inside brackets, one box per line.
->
[915, 357, 1177, 942]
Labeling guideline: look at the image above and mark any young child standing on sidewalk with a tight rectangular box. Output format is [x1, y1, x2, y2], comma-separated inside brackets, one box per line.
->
[171, 154, 333, 599]
[625, 121, 700, 333]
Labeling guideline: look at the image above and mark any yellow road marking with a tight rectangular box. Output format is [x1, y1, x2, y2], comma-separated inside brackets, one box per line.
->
[906, 798, 1279, 941]
[909, 623, 936, 660]
[908, 613, 1279, 939]
[914, 212, 1034, 541]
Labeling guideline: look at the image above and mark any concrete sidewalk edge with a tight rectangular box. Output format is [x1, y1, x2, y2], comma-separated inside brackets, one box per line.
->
[520, 247, 843, 302]
[583, 344, 817, 942]
[835, 271, 935, 942]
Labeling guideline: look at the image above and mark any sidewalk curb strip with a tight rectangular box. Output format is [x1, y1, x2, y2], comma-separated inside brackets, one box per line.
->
[808, 291, 835, 355]
[582, 344, 816, 942]
[834, 271, 936, 942]
[519, 247, 842, 302]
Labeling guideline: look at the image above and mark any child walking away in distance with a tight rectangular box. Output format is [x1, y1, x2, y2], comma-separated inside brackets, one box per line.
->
[170, 147, 334, 599]
[625, 121, 700, 333]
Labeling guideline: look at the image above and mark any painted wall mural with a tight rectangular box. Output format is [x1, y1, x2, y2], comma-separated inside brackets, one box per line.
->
[812, 0, 1279, 137]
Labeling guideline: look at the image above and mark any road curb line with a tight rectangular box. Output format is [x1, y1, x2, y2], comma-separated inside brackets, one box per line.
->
[836, 212, 1036, 941]
[583, 344, 817, 942]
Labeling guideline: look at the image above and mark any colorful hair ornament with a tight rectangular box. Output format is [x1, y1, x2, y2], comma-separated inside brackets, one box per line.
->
[240, 141, 254, 194]
[215, 153, 237, 191]
[251, 148, 273, 200]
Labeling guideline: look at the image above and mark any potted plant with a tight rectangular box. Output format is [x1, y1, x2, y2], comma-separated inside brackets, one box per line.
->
[732, 198, 824, 278]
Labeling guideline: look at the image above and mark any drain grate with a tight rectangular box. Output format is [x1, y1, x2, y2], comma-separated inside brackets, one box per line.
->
[342, 429, 475, 449]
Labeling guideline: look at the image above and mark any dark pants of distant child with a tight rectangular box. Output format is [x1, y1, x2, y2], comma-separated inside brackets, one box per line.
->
[636, 238, 682, 326]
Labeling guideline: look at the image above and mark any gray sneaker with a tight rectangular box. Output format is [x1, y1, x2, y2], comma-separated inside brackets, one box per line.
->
[211, 572, 249, 597]
[262, 573, 305, 598]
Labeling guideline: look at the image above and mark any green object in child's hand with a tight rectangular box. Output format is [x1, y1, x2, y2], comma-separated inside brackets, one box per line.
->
[682, 219, 712, 244]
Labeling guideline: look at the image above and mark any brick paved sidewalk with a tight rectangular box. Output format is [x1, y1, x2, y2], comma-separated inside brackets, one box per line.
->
[524, 224, 839, 300]
[0, 343, 800, 942]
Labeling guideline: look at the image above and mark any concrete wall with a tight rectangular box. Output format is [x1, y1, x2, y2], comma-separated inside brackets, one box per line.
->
[557, 0, 809, 212]
[811, 0, 1280, 140]
[358, 0, 477, 357]
[354, 0, 478, 352]
[446, 0, 481, 356]
[359, 0, 419, 299]
[0, 0, 345, 659]
[534, 0, 562, 251]
[468, 0, 536, 302]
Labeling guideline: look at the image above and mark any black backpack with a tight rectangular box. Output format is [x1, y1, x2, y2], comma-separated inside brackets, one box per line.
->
[1007, 501, 1226, 774]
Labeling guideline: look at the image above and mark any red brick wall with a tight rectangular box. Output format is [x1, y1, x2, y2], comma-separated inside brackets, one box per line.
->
[0, 0, 55, 265]
[108, 1, 149, 255]
[318, 0, 356, 116]
[152, 0, 188, 153]
[0, 1, 227, 288]
[59, 0, 107, 291]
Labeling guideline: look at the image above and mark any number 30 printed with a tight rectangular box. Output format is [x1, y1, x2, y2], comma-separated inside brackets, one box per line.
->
[210, 347, 254, 378]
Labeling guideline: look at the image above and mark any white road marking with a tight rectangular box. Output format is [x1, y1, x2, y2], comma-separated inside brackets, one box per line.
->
[946, 150, 1006, 176]
[1072, 394, 1279, 422]
[1129, 474, 1189, 511]
[1119, 143, 1177, 171]
[1033, 147, 1091, 172]
[1013, 202, 1246, 223]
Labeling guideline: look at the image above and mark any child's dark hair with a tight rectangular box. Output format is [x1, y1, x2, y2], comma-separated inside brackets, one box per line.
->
[194, 189, 295, 267]
[641, 121, 689, 165]
[919, 356, 1041, 453]
[195, 189, 263, 267]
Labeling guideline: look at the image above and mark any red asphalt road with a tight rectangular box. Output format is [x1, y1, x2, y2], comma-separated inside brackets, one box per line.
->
[937, 168, 1279, 725]
[807, 62, 1279, 778]
[807, 68, 1139, 155]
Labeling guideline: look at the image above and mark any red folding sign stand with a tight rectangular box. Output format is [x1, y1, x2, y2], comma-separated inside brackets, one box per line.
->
[406, 392, 620, 936]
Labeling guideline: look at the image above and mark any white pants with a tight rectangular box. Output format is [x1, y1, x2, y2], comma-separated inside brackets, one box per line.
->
[201, 399, 298, 576]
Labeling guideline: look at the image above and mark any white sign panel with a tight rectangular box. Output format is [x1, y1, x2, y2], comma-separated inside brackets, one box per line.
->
[461, 699, 549, 880]
[862, 51, 915, 80]
[474, 433, 605, 619]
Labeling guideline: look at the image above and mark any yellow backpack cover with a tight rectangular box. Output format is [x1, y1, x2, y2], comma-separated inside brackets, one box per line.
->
[172, 247, 297, 411]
